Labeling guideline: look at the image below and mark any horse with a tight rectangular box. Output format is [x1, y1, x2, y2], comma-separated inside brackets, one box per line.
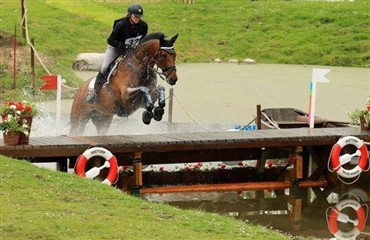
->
[69, 32, 178, 136]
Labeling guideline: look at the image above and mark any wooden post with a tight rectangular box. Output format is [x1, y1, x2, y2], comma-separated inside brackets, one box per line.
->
[291, 146, 303, 196]
[289, 198, 302, 222]
[12, 24, 17, 89]
[31, 38, 35, 95]
[131, 152, 142, 196]
[294, 146, 303, 179]
[56, 158, 68, 172]
[256, 104, 261, 130]
[21, 0, 26, 39]
[168, 88, 174, 123]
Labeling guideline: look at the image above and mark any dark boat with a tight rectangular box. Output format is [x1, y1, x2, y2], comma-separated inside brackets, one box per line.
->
[260, 108, 349, 129]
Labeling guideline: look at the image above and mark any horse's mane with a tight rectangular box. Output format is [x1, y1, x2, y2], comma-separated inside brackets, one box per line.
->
[140, 32, 165, 44]
[124, 32, 169, 58]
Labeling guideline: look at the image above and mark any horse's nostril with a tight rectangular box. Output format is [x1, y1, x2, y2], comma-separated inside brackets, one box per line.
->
[170, 78, 177, 85]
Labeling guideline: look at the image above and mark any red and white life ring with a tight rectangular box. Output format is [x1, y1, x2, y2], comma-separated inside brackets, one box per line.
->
[75, 147, 118, 185]
[330, 136, 369, 179]
[328, 199, 366, 239]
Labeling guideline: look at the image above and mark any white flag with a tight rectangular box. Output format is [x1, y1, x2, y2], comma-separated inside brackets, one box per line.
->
[312, 68, 331, 83]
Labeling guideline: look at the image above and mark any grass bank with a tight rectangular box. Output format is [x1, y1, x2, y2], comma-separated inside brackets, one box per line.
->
[0, 155, 295, 239]
[0, 0, 369, 100]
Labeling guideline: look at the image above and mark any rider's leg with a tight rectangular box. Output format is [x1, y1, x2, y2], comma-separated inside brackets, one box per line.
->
[86, 71, 106, 104]
[86, 45, 120, 104]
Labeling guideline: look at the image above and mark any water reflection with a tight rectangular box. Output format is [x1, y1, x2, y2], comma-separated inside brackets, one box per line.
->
[326, 192, 368, 240]
[143, 183, 370, 239]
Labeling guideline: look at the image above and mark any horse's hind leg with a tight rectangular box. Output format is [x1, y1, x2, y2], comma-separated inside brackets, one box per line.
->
[153, 85, 165, 121]
[91, 112, 113, 135]
[69, 111, 90, 136]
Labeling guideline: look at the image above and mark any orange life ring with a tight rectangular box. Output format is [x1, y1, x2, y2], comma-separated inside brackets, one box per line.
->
[328, 199, 366, 239]
[330, 136, 369, 178]
[75, 147, 118, 185]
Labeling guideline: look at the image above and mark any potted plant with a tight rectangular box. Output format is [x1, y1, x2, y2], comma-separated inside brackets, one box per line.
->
[0, 115, 30, 145]
[0, 100, 39, 143]
[0, 100, 39, 117]
[348, 109, 370, 130]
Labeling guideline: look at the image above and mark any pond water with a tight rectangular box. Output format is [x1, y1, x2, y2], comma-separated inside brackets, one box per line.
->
[7, 63, 369, 239]
[143, 180, 370, 239]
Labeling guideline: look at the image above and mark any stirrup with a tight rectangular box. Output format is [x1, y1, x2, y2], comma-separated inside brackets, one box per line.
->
[86, 91, 97, 104]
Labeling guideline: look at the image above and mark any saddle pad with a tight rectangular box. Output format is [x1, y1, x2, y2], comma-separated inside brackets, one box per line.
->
[88, 56, 123, 90]
[88, 76, 97, 90]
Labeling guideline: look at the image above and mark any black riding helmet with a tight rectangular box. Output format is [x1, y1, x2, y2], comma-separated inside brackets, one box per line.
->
[127, 3, 144, 17]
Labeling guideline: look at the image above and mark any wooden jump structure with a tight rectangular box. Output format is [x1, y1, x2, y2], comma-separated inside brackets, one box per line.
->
[1, 127, 369, 194]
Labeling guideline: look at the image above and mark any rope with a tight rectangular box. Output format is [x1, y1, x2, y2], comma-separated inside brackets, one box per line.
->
[172, 93, 212, 132]
[22, 1, 78, 91]
[22, 0, 51, 75]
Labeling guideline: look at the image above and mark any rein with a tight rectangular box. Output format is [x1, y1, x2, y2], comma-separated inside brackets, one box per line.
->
[156, 65, 176, 80]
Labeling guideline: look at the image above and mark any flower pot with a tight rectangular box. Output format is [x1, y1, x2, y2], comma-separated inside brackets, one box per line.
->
[18, 115, 33, 144]
[3, 131, 21, 145]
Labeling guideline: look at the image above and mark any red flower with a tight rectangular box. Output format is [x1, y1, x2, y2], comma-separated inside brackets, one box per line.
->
[193, 163, 200, 169]
[24, 106, 32, 112]
[16, 102, 24, 111]
[266, 161, 273, 168]
[159, 166, 164, 172]
[121, 165, 128, 171]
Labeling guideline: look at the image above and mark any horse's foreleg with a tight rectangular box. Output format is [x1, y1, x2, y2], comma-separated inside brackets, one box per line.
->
[128, 86, 154, 124]
[157, 85, 166, 108]
[153, 85, 166, 121]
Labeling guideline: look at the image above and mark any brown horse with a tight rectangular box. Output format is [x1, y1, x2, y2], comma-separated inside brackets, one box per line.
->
[69, 32, 178, 135]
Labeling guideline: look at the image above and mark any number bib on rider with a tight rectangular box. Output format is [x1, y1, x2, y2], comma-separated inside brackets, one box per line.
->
[125, 36, 142, 49]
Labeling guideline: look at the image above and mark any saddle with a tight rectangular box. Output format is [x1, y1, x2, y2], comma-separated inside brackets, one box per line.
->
[88, 55, 125, 90]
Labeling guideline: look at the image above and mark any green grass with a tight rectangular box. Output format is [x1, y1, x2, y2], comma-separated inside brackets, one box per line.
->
[0, 0, 369, 99]
[0, 155, 293, 239]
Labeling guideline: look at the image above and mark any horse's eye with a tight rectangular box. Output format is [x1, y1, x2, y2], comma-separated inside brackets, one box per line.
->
[161, 53, 167, 58]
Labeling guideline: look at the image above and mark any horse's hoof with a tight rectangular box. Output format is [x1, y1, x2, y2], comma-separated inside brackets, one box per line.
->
[153, 107, 164, 121]
[159, 100, 166, 108]
[142, 110, 153, 125]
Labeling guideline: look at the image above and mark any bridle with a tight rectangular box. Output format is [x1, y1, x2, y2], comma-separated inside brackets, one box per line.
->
[155, 47, 177, 80]
[123, 43, 177, 81]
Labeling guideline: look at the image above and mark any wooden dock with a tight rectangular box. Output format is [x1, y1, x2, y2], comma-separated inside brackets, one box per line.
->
[1, 127, 369, 193]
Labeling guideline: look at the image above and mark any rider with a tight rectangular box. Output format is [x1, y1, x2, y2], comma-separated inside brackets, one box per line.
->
[86, 3, 148, 104]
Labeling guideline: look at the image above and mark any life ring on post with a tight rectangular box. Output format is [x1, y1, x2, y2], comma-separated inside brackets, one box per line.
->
[328, 199, 366, 239]
[75, 147, 119, 185]
[330, 136, 369, 179]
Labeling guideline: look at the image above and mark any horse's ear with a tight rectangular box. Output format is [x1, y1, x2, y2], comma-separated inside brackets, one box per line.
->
[170, 34, 178, 44]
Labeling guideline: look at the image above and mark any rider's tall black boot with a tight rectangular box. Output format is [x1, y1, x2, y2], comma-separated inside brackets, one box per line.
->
[86, 71, 105, 104]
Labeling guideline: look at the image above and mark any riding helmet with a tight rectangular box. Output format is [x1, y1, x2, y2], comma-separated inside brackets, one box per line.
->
[127, 3, 144, 17]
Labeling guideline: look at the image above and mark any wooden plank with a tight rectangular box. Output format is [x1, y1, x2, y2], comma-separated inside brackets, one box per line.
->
[1, 127, 368, 159]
